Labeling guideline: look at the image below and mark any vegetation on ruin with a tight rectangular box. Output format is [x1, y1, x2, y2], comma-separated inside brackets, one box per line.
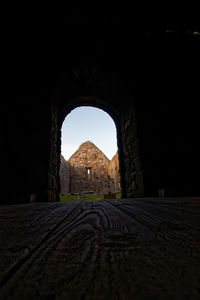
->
[60, 193, 121, 201]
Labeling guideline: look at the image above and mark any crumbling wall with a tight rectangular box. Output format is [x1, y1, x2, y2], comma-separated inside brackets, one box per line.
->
[68, 141, 111, 194]
[60, 141, 121, 195]
[60, 155, 70, 195]
[107, 152, 120, 193]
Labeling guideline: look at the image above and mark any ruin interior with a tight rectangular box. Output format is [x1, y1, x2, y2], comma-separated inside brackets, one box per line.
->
[1, 12, 200, 299]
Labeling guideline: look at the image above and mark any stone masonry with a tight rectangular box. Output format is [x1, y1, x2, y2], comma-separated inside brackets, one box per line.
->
[60, 141, 120, 195]
[60, 155, 70, 196]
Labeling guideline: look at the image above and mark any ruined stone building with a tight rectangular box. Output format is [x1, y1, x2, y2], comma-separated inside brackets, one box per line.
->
[2, 14, 200, 204]
[60, 141, 120, 195]
[1, 12, 200, 299]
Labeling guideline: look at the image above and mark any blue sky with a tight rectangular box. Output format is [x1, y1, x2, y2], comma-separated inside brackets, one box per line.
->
[61, 106, 118, 160]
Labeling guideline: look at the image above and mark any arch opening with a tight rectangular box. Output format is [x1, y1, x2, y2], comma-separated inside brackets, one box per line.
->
[60, 106, 121, 200]
[47, 66, 144, 203]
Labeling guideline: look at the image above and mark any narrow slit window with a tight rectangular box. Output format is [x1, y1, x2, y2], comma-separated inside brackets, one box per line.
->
[87, 168, 91, 180]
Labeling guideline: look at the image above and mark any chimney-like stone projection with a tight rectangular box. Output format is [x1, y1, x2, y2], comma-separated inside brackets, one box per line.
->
[60, 141, 120, 195]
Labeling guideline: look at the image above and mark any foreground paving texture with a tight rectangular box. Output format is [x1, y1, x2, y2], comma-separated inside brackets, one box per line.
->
[0, 198, 199, 299]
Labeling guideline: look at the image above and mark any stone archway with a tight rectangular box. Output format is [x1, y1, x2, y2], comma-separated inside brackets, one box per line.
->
[47, 65, 144, 202]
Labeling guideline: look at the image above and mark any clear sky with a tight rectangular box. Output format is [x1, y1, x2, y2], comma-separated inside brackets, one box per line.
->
[61, 106, 118, 161]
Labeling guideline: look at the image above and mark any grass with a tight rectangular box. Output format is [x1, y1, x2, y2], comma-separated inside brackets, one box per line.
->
[60, 193, 121, 202]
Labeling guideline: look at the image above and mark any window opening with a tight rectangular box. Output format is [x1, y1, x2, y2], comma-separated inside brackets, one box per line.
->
[87, 168, 91, 180]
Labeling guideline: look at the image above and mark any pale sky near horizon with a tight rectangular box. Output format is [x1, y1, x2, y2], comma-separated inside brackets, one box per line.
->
[61, 106, 118, 161]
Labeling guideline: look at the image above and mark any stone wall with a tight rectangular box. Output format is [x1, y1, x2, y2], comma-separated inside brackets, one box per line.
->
[48, 103, 60, 202]
[107, 152, 120, 193]
[120, 103, 144, 197]
[60, 155, 70, 195]
[60, 141, 120, 195]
